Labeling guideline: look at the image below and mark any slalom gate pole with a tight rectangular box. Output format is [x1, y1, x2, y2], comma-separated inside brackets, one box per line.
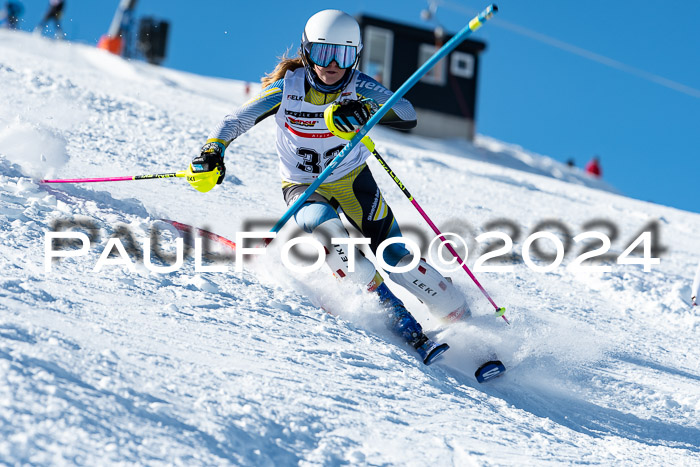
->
[40, 171, 187, 184]
[368, 142, 509, 324]
[269, 4, 498, 236]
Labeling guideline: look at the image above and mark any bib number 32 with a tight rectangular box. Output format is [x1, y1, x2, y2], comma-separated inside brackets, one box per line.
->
[295, 145, 345, 174]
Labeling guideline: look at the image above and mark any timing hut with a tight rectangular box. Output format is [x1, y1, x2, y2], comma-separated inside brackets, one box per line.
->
[357, 15, 487, 141]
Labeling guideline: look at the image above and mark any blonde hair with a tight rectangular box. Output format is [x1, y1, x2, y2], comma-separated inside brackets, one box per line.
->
[261, 52, 304, 89]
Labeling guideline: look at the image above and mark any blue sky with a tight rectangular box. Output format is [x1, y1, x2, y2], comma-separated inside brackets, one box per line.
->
[13, 0, 700, 214]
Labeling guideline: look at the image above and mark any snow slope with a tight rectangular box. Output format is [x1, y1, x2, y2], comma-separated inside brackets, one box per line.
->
[1, 30, 699, 465]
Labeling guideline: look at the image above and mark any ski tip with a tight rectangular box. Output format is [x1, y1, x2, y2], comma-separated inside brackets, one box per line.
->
[423, 343, 450, 366]
[475, 360, 506, 383]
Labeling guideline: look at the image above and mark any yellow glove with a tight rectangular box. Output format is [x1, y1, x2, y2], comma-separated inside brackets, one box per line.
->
[324, 98, 378, 140]
[187, 142, 226, 193]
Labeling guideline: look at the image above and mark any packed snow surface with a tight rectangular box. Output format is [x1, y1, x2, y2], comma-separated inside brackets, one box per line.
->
[1, 31, 699, 465]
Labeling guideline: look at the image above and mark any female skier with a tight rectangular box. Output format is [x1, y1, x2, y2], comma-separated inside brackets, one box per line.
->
[187, 9, 468, 364]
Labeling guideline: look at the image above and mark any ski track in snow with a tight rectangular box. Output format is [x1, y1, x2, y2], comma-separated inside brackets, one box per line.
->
[1, 30, 699, 465]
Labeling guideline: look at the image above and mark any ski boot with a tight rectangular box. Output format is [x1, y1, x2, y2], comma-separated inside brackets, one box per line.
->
[414, 335, 450, 365]
[375, 282, 449, 365]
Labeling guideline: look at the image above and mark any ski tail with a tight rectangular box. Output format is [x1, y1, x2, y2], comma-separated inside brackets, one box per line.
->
[475, 360, 506, 383]
[160, 219, 236, 251]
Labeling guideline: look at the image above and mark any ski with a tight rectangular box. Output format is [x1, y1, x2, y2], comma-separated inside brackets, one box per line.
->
[416, 339, 450, 365]
[474, 360, 506, 383]
[159, 219, 236, 251]
[162, 220, 498, 373]
[436, 311, 508, 382]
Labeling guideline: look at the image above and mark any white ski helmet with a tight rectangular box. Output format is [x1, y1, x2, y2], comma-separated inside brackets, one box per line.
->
[301, 10, 362, 92]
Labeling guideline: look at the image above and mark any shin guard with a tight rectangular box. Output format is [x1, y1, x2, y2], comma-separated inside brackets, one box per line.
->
[312, 218, 376, 287]
[389, 257, 470, 322]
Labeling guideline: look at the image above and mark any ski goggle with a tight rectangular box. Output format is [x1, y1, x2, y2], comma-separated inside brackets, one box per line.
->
[306, 43, 358, 69]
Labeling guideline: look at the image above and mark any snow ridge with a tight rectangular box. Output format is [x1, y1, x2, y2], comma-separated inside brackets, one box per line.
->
[1, 30, 699, 465]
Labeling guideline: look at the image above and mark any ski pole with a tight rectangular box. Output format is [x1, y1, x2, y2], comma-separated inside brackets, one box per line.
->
[367, 139, 509, 324]
[268, 4, 498, 236]
[322, 99, 509, 324]
[40, 171, 187, 184]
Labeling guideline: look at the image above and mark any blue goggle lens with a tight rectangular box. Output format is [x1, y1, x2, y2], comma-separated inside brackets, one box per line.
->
[307, 43, 358, 69]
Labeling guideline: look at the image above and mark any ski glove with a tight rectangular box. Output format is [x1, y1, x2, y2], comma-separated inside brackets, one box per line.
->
[187, 142, 226, 193]
[331, 99, 376, 133]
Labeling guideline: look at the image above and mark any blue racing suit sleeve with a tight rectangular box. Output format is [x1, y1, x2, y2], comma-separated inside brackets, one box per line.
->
[355, 72, 417, 130]
[207, 79, 284, 145]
